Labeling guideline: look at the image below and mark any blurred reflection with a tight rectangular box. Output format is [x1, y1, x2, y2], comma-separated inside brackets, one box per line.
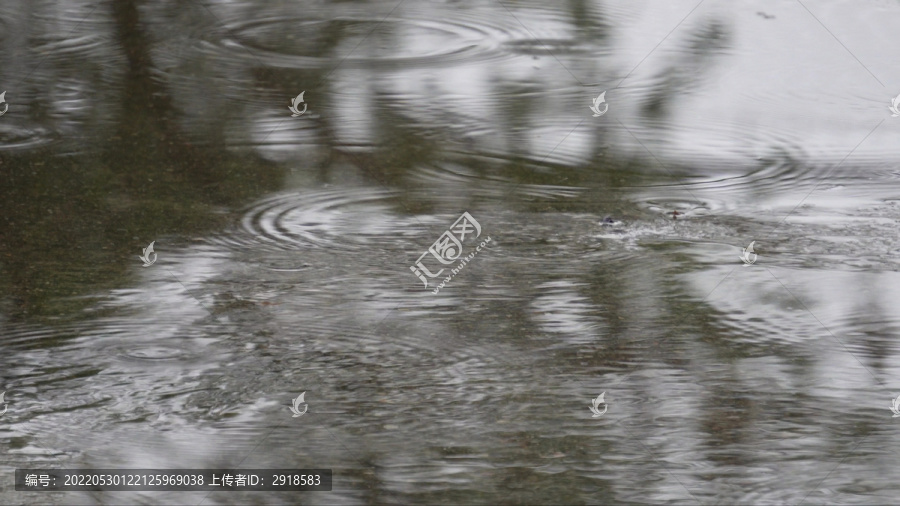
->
[1, 1, 900, 505]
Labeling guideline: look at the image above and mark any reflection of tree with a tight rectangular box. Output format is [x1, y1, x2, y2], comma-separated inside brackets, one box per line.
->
[1, 3, 883, 503]
[567, 0, 610, 38]
[642, 18, 731, 118]
[0, 0, 281, 319]
[0, 0, 733, 327]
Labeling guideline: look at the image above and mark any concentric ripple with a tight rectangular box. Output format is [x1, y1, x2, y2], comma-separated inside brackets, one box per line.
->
[210, 7, 533, 69]
[209, 187, 427, 253]
[637, 196, 721, 218]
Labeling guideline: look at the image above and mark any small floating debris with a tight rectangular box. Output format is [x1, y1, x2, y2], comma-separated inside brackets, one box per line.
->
[600, 216, 624, 226]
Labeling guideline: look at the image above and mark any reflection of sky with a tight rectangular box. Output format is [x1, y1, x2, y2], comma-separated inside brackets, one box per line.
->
[293, 0, 900, 165]
[653, 1, 899, 162]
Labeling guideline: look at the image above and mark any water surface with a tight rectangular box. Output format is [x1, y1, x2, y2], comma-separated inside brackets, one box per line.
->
[2, 0, 900, 504]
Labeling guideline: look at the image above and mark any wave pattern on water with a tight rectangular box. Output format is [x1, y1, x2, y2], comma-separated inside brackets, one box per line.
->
[205, 5, 535, 70]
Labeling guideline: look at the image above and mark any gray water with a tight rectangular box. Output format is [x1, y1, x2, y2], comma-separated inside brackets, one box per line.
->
[2, 0, 900, 504]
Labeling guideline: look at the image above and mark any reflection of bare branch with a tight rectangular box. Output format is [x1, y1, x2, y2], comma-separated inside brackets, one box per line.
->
[642, 18, 731, 117]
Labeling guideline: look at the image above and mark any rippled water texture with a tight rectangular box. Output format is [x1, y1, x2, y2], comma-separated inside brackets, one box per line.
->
[2, 0, 900, 504]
